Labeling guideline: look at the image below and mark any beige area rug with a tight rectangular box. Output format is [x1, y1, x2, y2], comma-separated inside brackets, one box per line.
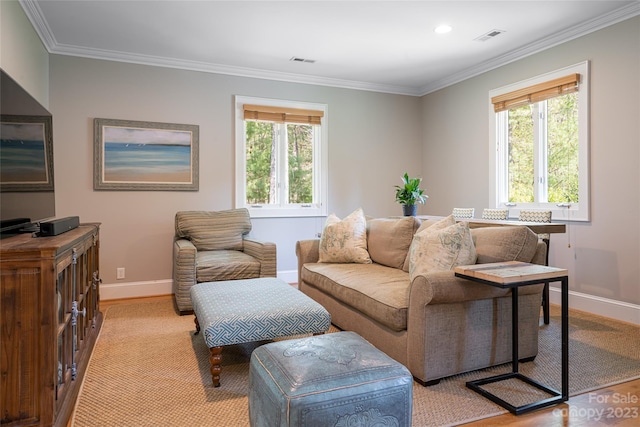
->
[72, 299, 640, 427]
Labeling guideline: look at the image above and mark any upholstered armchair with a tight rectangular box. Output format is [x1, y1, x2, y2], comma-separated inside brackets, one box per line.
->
[173, 208, 277, 314]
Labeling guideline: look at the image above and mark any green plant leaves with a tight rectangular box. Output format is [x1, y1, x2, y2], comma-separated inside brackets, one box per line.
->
[394, 173, 427, 205]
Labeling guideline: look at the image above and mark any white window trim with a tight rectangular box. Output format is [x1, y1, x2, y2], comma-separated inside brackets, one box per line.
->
[488, 61, 590, 222]
[234, 95, 328, 218]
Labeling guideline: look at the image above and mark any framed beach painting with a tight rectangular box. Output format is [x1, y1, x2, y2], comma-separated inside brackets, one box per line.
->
[0, 115, 54, 192]
[94, 118, 199, 191]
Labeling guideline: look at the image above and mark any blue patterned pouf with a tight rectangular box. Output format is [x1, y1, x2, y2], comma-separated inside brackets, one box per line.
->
[190, 277, 331, 387]
[249, 331, 413, 427]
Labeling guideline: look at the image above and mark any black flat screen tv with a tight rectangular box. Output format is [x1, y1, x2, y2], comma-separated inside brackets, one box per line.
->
[0, 68, 55, 238]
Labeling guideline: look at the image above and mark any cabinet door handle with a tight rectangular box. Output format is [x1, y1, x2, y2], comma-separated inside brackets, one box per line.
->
[92, 272, 102, 289]
[71, 301, 86, 326]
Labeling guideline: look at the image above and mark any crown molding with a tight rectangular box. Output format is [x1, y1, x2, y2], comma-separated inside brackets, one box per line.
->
[19, 0, 56, 48]
[20, 0, 640, 98]
[18, 0, 417, 96]
[46, 42, 420, 96]
[417, 2, 640, 96]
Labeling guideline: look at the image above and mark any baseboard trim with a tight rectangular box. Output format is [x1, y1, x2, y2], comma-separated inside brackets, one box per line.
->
[278, 270, 298, 284]
[101, 279, 173, 301]
[549, 287, 640, 325]
[101, 270, 299, 301]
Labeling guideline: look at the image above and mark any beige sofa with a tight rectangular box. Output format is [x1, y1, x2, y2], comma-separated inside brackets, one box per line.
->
[296, 216, 546, 385]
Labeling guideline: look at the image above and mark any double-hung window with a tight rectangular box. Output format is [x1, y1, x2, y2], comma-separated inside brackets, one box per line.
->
[489, 62, 590, 221]
[235, 96, 328, 218]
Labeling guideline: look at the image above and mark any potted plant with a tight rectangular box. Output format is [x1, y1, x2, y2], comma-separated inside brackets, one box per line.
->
[394, 172, 428, 216]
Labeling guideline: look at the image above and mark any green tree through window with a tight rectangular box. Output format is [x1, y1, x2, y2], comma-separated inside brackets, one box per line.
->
[245, 121, 314, 205]
[287, 124, 313, 204]
[506, 92, 579, 205]
[507, 104, 534, 202]
[236, 96, 328, 218]
[245, 121, 275, 204]
[547, 93, 579, 203]
[491, 62, 590, 221]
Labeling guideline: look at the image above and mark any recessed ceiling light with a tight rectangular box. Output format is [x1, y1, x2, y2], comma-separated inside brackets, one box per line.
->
[435, 25, 452, 34]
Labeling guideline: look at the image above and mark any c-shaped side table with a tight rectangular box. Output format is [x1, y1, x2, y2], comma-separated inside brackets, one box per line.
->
[455, 261, 569, 415]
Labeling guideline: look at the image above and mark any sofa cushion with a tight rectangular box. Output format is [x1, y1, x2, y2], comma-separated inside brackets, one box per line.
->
[409, 221, 477, 280]
[414, 214, 455, 235]
[367, 216, 420, 270]
[472, 226, 539, 263]
[196, 250, 260, 282]
[175, 209, 251, 251]
[319, 208, 371, 264]
[301, 263, 409, 332]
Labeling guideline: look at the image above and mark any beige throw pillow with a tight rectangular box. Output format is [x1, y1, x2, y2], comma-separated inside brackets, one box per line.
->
[367, 216, 421, 269]
[409, 220, 477, 280]
[319, 208, 371, 264]
[402, 215, 455, 271]
[414, 214, 455, 235]
[411, 216, 456, 266]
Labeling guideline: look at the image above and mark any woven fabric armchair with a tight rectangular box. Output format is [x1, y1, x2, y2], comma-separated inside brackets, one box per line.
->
[173, 208, 276, 314]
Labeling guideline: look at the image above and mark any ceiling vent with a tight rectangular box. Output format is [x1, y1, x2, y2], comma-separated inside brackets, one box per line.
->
[290, 57, 316, 63]
[474, 29, 506, 42]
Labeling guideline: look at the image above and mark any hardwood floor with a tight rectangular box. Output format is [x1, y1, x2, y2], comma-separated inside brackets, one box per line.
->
[97, 295, 639, 426]
[463, 379, 640, 426]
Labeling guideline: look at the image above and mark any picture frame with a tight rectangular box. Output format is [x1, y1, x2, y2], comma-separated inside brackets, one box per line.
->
[94, 118, 199, 191]
[0, 115, 54, 192]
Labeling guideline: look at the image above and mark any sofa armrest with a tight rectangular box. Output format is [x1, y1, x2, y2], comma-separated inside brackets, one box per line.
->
[244, 237, 277, 277]
[409, 270, 544, 307]
[409, 271, 509, 306]
[295, 239, 320, 284]
[173, 238, 197, 312]
[532, 240, 548, 265]
[406, 269, 544, 383]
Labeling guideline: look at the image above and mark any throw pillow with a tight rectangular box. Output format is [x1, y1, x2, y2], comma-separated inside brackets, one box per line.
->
[402, 215, 455, 271]
[409, 220, 477, 280]
[414, 214, 455, 235]
[319, 208, 371, 264]
[367, 216, 421, 269]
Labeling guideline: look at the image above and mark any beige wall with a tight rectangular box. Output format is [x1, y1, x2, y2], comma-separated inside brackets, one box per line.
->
[0, 0, 49, 107]
[4, 1, 638, 320]
[421, 17, 640, 313]
[49, 56, 422, 289]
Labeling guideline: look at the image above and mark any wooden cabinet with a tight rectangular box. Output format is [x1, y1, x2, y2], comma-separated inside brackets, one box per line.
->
[1, 224, 102, 427]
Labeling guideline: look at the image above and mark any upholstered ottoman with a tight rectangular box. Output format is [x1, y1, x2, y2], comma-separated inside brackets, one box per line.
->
[190, 277, 331, 387]
[249, 331, 413, 427]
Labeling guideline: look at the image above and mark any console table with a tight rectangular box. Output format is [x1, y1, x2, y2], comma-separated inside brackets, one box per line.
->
[454, 261, 569, 415]
[418, 215, 566, 235]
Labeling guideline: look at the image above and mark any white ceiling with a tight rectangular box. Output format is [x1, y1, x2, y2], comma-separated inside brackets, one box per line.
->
[21, 0, 640, 96]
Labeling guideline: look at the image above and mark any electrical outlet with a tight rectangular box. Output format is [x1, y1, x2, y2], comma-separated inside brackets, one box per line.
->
[116, 267, 125, 279]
